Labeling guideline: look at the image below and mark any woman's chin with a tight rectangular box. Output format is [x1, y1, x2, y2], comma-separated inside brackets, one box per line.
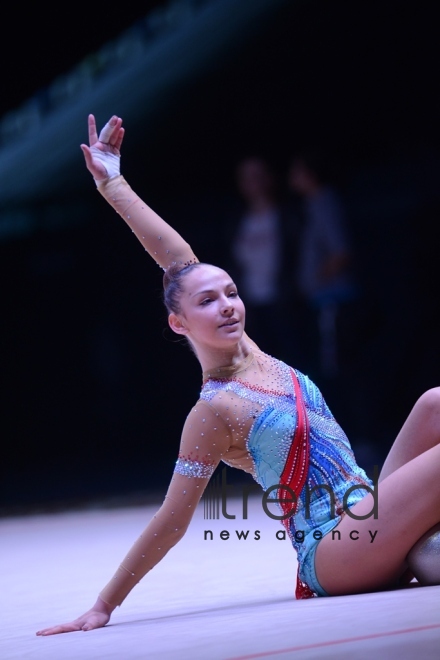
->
[218, 321, 243, 335]
[208, 332, 244, 351]
[220, 326, 244, 342]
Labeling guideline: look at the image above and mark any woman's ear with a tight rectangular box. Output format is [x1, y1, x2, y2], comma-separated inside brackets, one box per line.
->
[168, 313, 188, 336]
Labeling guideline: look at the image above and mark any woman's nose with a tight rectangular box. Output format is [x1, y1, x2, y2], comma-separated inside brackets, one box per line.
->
[221, 298, 233, 313]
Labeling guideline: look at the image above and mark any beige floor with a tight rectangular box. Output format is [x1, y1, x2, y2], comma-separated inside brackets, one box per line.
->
[1, 496, 439, 660]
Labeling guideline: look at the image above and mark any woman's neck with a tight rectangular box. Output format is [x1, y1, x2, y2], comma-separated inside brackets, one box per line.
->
[195, 338, 253, 375]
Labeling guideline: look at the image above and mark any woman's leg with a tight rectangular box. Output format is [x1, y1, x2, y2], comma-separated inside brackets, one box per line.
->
[379, 387, 440, 481]
[315, 389, 440, 595]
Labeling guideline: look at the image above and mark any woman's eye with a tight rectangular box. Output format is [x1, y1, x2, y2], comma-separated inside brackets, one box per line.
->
[228, 291, 238, 298]
[200, 299, 212, 305]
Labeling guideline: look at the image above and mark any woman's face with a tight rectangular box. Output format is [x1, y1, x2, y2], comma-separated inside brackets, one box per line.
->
[170, 265, 246, 348]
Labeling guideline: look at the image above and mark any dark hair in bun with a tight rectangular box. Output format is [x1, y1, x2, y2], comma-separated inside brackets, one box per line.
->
[163, 261, 201, 314]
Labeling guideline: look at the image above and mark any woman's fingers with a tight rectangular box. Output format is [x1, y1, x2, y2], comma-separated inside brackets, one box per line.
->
[98, 116, 116, 144]
[113, 126, 125, 152]
[36, 622, 81, 636]
[80, 144, 93, 169]
[98, 116, 123, 146]
[88, 114, 99, 146]
[86, 114, 124, 152]
[36, 610, 110, 636]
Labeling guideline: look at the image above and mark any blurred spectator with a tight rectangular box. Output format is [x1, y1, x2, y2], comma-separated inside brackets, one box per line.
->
[229, 156, 297, 359]
[288, 151, 357, 379]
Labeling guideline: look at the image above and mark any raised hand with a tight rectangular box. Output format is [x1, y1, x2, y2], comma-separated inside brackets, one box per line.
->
[36, 598, 113, 636]
[80, 114, 125, 182]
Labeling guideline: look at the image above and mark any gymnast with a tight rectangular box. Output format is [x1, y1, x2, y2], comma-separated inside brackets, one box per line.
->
[37, 115, 440, 635]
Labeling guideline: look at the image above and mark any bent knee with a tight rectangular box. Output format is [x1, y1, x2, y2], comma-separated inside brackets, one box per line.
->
[416, 388, 440, 416]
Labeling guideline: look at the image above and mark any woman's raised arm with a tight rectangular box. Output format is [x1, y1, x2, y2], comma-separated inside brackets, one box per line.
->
[81, 114, 198, 270]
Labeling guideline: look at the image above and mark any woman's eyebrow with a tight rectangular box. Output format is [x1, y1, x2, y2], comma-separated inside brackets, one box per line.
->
[191, 282, 235, 297]
[190, 289, 215, 297]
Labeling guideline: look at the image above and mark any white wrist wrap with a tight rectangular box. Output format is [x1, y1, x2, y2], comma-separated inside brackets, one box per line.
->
[91, 146, 121, 185]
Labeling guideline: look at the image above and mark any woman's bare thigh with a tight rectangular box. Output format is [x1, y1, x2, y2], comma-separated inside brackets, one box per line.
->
[315, 442, 440, 595]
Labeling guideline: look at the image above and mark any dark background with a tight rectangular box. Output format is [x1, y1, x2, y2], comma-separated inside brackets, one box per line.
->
[1, 0, 439, 512]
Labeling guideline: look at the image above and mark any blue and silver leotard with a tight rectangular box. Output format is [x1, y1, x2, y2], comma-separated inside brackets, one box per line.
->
[197, 349, 373, 596]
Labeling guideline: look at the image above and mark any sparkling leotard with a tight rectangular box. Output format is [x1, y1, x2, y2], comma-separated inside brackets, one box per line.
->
[182, 349, 373, 594]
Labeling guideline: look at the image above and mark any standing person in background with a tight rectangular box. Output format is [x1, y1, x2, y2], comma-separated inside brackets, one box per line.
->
[288, 152, 357, 381]
[230, 157, 296, 361]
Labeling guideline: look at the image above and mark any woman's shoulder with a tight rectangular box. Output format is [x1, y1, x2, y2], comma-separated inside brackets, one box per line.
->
[188, 396, 231, 428]
[196, 385, 233, 420]
[180, 397, 233, 460]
